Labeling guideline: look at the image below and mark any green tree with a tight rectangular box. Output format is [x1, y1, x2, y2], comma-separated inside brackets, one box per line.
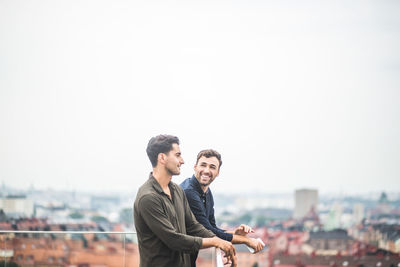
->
[238, 213, 252, 225]
[0, 209, 7, 221]
[91, 215, 109, 223]
[0, 261, 20, 267]
[69, 212, 84, 219]
[255, 215, 267, 227]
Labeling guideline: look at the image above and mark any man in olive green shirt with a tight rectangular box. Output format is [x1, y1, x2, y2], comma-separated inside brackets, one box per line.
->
[134, 135, 237, 267]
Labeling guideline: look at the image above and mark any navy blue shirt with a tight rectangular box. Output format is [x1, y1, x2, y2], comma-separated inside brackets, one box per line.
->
[180, 176, 233, 242]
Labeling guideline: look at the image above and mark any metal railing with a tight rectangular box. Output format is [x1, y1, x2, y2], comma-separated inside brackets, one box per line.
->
[0, 230, 135, 234]
[0, 230, 223, 267]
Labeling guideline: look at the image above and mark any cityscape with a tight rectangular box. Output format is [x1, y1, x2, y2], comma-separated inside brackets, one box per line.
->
[1, 184, 399, 267]
[1, 0, 399, 266]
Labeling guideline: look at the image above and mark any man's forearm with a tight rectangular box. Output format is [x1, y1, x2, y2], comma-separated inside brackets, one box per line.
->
[203, 233, 251, 247]
[231, 234, 251, 246]
[201, 236, 235, 253]
[231, 235, 264, 253]
[201, 236, 219, 248]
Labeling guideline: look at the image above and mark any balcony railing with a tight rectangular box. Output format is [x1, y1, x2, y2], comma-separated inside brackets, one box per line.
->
[0, 230, 223, 267]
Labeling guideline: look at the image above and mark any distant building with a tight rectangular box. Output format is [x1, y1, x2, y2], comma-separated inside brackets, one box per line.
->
[378, 192, 391, 214]
[368, 224, 400, 254]
[2, 235, 139, 267]
[273, 253, 400, 267]
[90, 196, 120, 212]
[234, 244, 269, 267]
[353, 203, 364, 225]
[293, 189, 318, 220]
[0, 195, 34, 218]
[308, 229, 354, 254]
[324, 202, 343, 230]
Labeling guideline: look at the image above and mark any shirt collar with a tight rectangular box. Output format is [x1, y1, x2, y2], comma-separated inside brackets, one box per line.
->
[190, 175, 208, 196]
[149, 172, 173, 194]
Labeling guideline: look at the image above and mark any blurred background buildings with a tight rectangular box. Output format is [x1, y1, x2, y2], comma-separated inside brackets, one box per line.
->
[1, 184, 400, 266]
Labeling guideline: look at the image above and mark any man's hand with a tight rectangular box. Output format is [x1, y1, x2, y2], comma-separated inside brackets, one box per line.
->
[247, 237, 265, 253]
[213, 237, 237, 267]
[222, 252, 237, 267]
[234, 224, 254, 236]
[201, 236, 237, 266]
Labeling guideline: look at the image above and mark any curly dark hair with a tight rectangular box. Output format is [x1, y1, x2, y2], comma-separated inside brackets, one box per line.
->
[196, 149, 222, 168]
[146, 135, 180, 167]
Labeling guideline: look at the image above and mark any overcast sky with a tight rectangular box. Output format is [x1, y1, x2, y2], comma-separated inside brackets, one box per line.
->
[1, 0, 399, 195]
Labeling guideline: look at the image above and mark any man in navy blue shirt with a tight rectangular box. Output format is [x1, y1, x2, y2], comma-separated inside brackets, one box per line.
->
[180, 149, 264, 266]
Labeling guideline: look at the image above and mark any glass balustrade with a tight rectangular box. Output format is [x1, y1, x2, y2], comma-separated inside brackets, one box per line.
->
[0, 231, 221, 267]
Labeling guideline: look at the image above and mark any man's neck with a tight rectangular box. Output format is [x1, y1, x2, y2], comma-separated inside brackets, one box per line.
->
[153, 168, 172, 190]
[200, 184, 209, 193]
[194, 175, 210, 193]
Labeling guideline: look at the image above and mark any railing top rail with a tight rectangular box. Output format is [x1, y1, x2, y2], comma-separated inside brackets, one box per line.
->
[0, 230, 136, 234]
[216, 248, 224, 267]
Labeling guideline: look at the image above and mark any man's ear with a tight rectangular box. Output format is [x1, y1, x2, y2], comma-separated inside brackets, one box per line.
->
[158, 153, 166, 165]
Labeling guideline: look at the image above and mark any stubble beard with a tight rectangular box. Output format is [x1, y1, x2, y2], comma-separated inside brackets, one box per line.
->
[197, 172, 213, 187]
[166, 165, 180, 176]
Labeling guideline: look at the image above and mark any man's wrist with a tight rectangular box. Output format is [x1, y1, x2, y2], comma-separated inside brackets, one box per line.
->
[232, 234, 248, 245]
[241, 236, 251, 246]
[210, 236, 219, 247]
[245, 237, 253, 247]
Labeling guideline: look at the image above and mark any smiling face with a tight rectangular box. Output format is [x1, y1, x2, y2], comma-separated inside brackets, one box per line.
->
[194, 156, 220, 191]
[164, 143, 185, 176]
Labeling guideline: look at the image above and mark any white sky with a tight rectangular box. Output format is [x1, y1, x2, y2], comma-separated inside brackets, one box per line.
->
[1, 0, 399, 195]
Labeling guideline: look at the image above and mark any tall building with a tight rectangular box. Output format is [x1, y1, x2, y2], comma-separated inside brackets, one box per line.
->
[353, 203, 364, 225]
[0, 195, 34, 218]
[324, 202, 343, 230]
[377, 191, 391, 214]
[293, 189, 318, 219]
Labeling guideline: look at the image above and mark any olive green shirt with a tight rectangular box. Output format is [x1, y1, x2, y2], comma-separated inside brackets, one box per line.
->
[134, 173, 215, 267]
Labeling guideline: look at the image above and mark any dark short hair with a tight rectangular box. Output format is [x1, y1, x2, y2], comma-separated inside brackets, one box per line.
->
[196, 149, 222, 169]
[146, 135, 180, 167]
